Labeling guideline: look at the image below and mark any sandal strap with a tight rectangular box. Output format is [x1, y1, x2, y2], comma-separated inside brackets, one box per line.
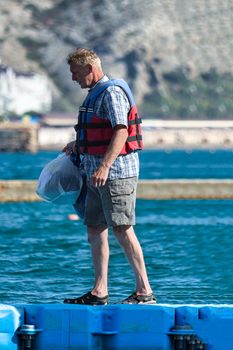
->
[121, 292, 156, 304]
[64, 291, 108, 305]
[136, 293, 155, 302]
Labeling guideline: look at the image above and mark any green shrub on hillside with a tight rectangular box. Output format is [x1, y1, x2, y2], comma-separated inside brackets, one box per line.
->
[141, 70, 233, 119]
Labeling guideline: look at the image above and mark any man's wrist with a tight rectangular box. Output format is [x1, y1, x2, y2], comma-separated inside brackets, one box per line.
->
[101, 161, 110, 169]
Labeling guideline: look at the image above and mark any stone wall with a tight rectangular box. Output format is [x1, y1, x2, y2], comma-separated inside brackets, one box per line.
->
[0, 122, 38, 152]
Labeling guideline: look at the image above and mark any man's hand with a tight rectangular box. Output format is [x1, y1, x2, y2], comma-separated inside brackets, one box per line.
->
[62, 141, 76, 155]
[91, 163, 110, 187]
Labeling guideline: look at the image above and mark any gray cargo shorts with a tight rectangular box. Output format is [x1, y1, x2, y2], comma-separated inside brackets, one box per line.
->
[84, 177, 138, 227]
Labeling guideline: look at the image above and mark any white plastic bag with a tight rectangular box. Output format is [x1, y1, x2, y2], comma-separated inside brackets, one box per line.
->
[36, 153, 83, 205]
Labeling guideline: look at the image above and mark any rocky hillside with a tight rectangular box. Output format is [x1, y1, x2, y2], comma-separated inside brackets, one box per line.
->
[0, 0, 233, 118]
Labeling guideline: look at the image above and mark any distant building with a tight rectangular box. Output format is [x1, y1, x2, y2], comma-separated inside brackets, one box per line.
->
[41, 112, 77, 127]
[0, 63, 52, 115]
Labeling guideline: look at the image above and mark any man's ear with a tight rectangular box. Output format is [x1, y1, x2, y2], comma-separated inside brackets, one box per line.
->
[86, 64, 93, 73]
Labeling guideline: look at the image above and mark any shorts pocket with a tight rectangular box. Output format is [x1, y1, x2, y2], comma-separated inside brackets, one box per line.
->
[109, 180, 135, 208]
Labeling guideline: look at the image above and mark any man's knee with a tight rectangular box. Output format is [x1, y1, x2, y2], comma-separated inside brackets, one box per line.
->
[113, 225, 132, 241]
[87, 224, 108, 244]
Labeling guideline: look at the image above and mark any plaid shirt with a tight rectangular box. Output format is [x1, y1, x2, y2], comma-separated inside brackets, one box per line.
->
[80, 76, 139, 179]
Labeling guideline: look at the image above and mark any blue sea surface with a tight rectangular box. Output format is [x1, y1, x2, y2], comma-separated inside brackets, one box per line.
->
[1, 149, 233, 180]
[0, 150, 233, 304]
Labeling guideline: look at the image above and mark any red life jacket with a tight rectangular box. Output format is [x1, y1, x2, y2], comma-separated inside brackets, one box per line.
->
[74, 79, 143, 155]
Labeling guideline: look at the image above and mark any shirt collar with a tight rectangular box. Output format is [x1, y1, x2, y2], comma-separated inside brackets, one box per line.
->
[88, 75, 109, 92]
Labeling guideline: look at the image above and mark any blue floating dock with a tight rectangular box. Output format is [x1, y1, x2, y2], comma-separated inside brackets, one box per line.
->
[1, 304, 233, 349]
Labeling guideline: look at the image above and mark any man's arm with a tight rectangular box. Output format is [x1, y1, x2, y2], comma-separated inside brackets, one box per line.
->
[91, 86, 130, 187]
[91, 125, 128, 187]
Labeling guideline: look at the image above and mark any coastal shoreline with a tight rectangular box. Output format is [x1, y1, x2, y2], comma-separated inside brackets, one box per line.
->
[1, 121, 233, 152]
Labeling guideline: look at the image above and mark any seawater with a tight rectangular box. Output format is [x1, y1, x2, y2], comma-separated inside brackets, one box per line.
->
[0, 150, 233, 304]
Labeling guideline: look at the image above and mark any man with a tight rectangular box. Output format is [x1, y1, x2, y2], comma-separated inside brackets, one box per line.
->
[63, 48, 156, 305]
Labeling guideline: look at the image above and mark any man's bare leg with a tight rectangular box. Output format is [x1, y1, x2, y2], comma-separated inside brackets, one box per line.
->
[87, 224, 109, 297]
[113, 225, 152, 295]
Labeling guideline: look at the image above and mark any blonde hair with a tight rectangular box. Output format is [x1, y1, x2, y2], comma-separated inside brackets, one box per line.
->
[67, 48, 102, 70]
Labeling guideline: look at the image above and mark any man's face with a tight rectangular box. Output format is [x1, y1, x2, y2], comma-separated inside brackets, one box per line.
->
[70, 62, 92, 88]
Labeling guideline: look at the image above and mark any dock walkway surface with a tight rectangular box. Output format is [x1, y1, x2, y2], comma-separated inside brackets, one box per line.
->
[1, 179, 233, 202]
[1, 303, 233, 349]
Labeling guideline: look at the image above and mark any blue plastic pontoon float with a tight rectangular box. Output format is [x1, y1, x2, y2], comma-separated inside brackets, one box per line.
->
[1, 303, 233, 349]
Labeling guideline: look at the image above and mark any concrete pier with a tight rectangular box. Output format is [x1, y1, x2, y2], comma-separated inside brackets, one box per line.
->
[0, 180, 40, 202]
[0, 122, 38, 152]
[1, 179, 233, 202]
[136, 179, 233, 199]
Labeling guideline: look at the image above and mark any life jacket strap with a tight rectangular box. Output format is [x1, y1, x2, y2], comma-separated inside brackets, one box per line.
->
[128, 118, 142, 126]
[75, 119, 141, 131]
[127, 135, 142, 142]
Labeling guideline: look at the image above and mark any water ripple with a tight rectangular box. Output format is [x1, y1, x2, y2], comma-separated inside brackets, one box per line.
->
[1, 150, 233, 304]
